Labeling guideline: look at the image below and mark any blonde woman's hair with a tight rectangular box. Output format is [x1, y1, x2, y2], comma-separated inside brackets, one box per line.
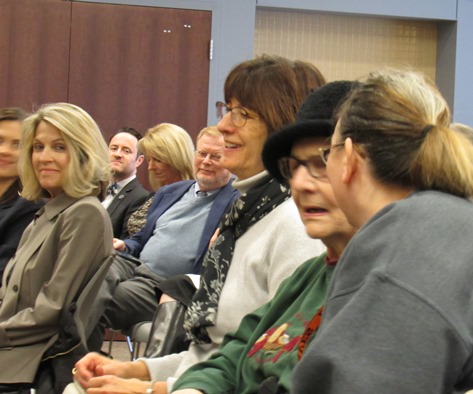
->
[337, 68, 473, 198]
[450, 122, 473, 144]
[139, 123, 194, 190]
[19, 103, 110, 200]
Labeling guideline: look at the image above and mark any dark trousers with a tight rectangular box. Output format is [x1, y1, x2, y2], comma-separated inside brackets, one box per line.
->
[87, 254, 163, 351]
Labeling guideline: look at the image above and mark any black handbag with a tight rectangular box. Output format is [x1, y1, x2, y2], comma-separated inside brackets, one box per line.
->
[0, 303, 87, 394]
[37, 303, 88, 394]
[144, 301, 190, 358]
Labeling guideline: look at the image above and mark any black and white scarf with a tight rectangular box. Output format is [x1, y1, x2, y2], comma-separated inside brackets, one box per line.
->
[184, 174, 291, 344]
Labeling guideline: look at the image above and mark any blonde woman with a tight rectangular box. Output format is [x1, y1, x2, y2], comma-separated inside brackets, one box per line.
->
[0, 103, 114, 391]
[127, 123, 194, 236]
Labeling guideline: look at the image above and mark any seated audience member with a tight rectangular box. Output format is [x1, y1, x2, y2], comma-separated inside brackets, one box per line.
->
[89, 126, 238, 350]
[170, 81, 357, 394]
[0, 107, 44, 281]
[102, 127, 149, 239]
[127, 123, 195, 236]
[0, 103, 113, 391]
[72, 55, 326, 394]
[292, 69, 473, 393]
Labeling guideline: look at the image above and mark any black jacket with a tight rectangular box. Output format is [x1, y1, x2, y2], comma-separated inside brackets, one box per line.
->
[106, 177, 149, 239]
[0, 180, 45, 282]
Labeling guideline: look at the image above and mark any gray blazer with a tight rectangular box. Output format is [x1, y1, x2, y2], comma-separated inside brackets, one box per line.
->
[0, 193, 114, 384]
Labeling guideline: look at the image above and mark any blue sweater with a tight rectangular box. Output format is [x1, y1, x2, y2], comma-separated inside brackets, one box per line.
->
[124, 179, 238, 274]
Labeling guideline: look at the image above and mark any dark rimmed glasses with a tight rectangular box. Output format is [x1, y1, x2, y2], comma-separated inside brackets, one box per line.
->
[215, 101, 252, 128]
[278, 155, 327, 180]
[278, 142, 345, 180]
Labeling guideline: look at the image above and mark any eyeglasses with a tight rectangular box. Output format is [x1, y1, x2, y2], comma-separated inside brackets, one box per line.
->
[319, 142, 345, 164]
[215, 101, 252, 128]
[278, 142, 346, 180]
[195, 150, 222, 162]
[278, 155, 327, 180]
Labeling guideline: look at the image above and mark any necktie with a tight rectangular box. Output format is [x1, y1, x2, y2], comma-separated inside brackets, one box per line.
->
[196, 190, 208, 198]
[107, 182, 118, 196]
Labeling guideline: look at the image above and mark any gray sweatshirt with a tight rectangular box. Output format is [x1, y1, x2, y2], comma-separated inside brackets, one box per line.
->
[293, 190, 473, 394]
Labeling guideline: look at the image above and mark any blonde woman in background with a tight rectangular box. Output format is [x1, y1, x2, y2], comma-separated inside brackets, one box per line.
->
[127, 123, 195, 236]
[0, 103, 114, 392]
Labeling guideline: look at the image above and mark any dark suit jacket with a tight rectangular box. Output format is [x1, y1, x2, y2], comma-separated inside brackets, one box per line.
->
[107, 177, 149, 239]
[124, 178, 239, 274]
[0, 194, 45, 282]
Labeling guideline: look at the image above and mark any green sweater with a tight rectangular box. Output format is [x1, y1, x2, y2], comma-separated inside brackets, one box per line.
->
[173, 253, 333, 393]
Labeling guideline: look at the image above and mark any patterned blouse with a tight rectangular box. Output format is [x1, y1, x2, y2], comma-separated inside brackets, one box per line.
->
[126, 193, 155, 237]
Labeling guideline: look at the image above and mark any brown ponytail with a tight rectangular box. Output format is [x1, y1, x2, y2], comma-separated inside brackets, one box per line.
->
[337, 68, 473, 198]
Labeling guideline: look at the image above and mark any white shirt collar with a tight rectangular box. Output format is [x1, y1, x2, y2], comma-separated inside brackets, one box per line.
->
[114, 174, 136, 193]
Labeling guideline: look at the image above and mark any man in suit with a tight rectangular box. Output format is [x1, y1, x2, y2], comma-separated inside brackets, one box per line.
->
[89, 127, 239, 350]
[102, 127, 149, 239]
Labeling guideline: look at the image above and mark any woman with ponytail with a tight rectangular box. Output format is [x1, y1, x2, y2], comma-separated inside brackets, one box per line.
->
[293, 69, 473, 394]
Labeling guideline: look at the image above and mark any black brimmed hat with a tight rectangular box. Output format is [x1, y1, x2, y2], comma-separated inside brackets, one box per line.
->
[262, 80, 357, 183]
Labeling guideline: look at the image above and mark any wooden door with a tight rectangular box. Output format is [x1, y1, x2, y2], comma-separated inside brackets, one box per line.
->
[1, 0, 212, 189]
[0, 0, 71, 110]
[68, 2, 212, 142]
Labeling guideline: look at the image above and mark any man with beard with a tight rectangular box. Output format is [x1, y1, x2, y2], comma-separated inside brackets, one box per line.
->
[102, 127, 149, 239]
[89, 127, 238, 351]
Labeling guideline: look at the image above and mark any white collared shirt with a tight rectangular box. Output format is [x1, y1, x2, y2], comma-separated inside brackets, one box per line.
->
[101, 175, 136, 209]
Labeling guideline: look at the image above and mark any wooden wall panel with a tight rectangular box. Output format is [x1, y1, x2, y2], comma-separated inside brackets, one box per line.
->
[68, 2, 212, 142]
[0, 0, 71, 111]
[255, 9, 437, 82]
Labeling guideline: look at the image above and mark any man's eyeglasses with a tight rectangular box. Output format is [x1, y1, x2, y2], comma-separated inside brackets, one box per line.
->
[216, 101, 252, 128]
[195, 150, 222, 162]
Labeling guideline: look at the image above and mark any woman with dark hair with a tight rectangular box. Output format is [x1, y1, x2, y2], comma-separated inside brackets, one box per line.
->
[170, 81, 357, 394]
[72, 55, 326, 394]
[292, 59, 326, 100]
[293, 69, 473, 393]
[0, 107, 44, 282]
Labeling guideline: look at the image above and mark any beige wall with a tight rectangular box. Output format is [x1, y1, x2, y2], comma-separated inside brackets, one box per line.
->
[255, 9, 437, 82]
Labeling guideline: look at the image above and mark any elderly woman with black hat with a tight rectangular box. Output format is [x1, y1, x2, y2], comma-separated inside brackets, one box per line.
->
[170, 81, 358, 394]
